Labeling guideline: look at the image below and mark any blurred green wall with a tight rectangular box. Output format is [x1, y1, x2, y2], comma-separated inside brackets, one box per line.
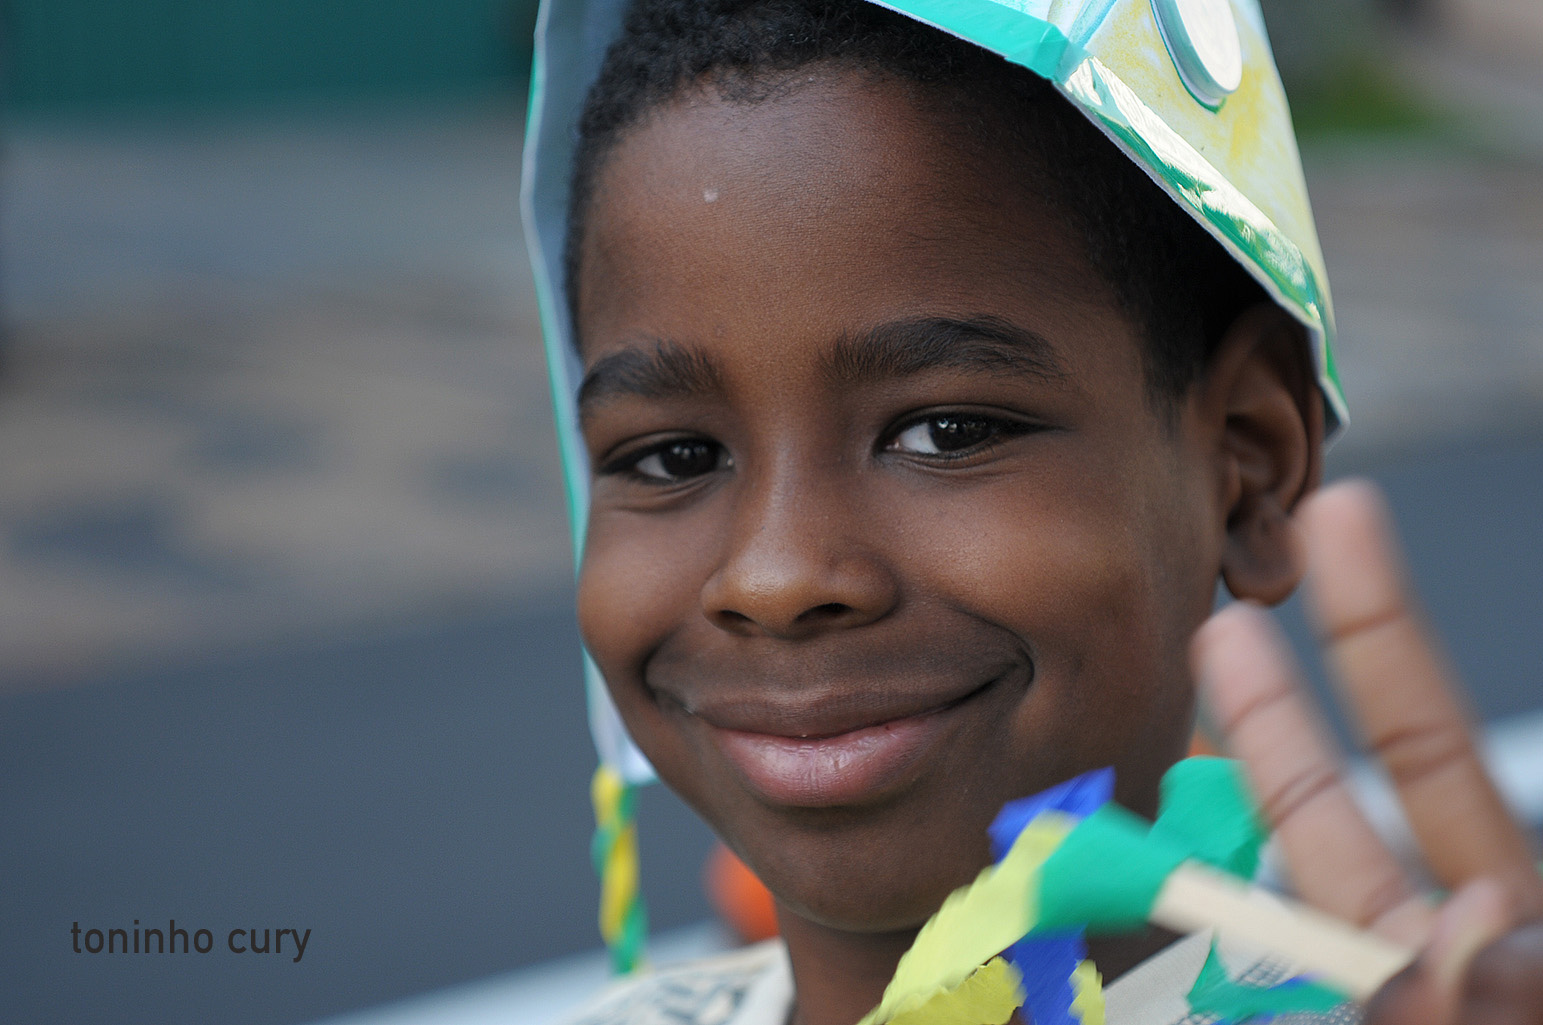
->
[5, 0, 539, 109]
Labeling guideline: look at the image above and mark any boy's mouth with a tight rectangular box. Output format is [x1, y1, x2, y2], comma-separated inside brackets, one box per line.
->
[697, 674, 1005, 808]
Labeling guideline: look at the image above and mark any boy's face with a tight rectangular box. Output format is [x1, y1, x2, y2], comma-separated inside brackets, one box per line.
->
[574, 70, 1229, 933]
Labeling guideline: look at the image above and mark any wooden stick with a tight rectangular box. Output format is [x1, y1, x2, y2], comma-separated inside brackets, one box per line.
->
[1151, 862, 1416, 1001]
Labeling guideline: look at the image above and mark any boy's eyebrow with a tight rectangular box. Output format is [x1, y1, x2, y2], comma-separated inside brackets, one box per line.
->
[823, 316, 1067, 386]
[577, 317, 1064, 416]
[578, 339, 723, 415]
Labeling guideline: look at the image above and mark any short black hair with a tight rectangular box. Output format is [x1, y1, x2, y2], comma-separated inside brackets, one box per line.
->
[565, 0, 1267, 402]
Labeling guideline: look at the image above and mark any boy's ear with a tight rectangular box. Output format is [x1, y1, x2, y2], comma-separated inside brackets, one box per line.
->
[1201, 302, 1326, 605]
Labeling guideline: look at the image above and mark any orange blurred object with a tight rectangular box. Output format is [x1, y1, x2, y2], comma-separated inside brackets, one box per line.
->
[705, 732, 1218, 942]
[706, 843, 780, 943]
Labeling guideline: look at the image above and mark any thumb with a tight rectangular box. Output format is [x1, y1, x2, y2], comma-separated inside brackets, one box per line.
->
[1367, 878, 1512, 1024]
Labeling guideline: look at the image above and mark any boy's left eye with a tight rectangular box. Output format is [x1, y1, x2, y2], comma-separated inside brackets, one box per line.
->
[886, 414, 1028, 457]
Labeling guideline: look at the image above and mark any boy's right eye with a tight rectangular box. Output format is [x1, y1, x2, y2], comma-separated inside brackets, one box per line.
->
[612, 438, 730, 482]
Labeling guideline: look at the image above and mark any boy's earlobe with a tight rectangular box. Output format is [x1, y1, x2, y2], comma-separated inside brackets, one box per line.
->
[1205, 303, 1325, 605]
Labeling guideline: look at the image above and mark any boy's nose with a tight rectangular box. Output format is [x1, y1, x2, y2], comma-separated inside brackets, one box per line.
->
[699, 484, 900, 640]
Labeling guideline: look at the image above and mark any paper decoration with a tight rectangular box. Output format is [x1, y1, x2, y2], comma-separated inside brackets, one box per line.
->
[856, 815, 1074, 1025]
[886, 957, 1023, 1025]
[990, 768, 1112, 1025]
[1038, 801, 1194, 933]
[591, 765, 648, 974]
[1039, 756, 1268, 933]
[857, 758, 1368, 1025]
[1006, 932, 1091, 1025]
[1151, 754, 1266, 879]
[1070, 959, 1107, 1024]
[1186, 942, 1346, 1021]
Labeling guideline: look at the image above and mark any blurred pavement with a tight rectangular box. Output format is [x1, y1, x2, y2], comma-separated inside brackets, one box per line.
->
[0, 99, 572, 684]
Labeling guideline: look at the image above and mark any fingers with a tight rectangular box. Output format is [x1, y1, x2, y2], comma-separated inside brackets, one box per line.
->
[1298, 482, 1543, 918]
[1199, 480, 1543, 1021]
[1366, 879, 1527, 1025]
[1194, 603, 1428, 942]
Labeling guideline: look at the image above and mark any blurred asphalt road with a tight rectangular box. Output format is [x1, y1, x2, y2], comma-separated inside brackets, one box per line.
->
[1, 87, 1541, 1025]
[1, 599, 719, 1025]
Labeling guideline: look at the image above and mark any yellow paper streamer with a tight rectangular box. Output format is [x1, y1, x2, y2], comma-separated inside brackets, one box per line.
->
[857, 814, 1076, 1024]
[591, 765, 646, 974]
[1070, 959, 1106, 1025]
[888, 957, 1023, 1025]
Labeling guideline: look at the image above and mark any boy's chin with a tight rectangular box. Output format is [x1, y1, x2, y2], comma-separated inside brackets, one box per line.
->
[773, 871, 967, 937]
[780, 893, 951, 937]
[739, 826, 994, 937]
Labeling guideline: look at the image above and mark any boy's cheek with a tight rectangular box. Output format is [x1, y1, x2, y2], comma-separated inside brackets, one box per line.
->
[576, 514, 704, 664]
[916, 498, 1209, 807]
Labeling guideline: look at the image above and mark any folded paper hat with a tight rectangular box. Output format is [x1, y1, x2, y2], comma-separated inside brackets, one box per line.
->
[522, 0, 1344, 787]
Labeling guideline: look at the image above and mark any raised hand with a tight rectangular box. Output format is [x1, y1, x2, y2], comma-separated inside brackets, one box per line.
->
[1193, 480, 1543, 1024]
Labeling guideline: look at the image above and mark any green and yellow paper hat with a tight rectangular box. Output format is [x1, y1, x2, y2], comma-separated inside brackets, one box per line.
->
[520, 0, 1346, 969]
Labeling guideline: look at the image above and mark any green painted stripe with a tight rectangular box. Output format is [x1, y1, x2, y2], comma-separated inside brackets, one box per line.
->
[865, 1, 1074, 78]
[1060, 56, 1347, 432]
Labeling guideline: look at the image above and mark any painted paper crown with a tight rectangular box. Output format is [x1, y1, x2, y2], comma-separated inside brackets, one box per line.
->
[519, 0, 1345, 967]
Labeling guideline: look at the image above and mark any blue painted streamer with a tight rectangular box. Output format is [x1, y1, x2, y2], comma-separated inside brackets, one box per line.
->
[989, 769, 1114, 1025]
[989, 768, 1114, 860]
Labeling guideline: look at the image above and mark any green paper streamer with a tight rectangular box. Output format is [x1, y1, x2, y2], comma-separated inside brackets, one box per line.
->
[1187, 942, 1348, 1022]
[1035, 758, 1268, 935]
[612, 899, 648, 976]
[588, 781, 636, 873]
[1151, 756, 1266, 880]
[1036, 803, 1189, 933]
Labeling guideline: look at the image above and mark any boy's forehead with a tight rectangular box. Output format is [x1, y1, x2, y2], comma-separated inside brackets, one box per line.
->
[577, 69, 1121, 361]
[588, 73, 973, 235]
[599, 69, 1088, 225]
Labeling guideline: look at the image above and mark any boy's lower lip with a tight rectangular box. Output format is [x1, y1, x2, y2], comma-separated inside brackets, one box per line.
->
[708, 695, 978, 808]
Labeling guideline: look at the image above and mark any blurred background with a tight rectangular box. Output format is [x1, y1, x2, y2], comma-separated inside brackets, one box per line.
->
[0, 1, 1540, 1023]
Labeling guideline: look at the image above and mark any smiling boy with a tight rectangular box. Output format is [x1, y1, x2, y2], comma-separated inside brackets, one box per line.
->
[523, 2, 1543, 1023]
